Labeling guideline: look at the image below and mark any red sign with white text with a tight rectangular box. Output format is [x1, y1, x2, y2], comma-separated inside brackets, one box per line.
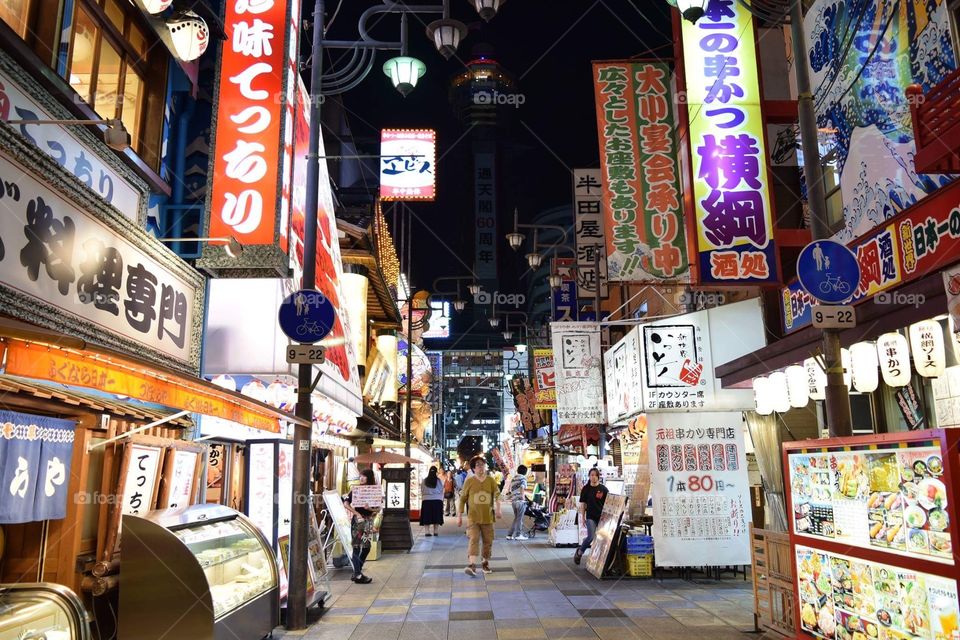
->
[209, 0, 292, 245]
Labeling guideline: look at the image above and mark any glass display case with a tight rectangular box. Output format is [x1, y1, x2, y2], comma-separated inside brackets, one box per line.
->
[0, 583, 91, 640]
[120, 504, 278, 640]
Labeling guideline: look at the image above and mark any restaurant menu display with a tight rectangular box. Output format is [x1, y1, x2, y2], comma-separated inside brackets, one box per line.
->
[796, 544, 959, 640]
[647, 412, 752, 567]
[586, 493, 628, 579]
[789, 444, 952, 564]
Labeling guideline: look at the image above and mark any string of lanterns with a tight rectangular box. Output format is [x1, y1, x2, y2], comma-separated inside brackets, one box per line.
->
[753, 320, 948, 415]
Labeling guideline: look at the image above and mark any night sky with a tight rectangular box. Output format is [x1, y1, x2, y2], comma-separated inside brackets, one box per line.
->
[323, 1, 672, 339]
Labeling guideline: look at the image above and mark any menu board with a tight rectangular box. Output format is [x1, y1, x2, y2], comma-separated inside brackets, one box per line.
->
[789, 444, 951, 564]
[585, 493, 628, 579]
[796, 544, 959, 640]
[647, 412, 752, 566]
[246, 443, 275, 544]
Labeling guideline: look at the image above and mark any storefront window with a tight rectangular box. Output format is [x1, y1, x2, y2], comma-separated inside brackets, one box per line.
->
[66, 0, 166, 168]
[0, 0, 30, 37]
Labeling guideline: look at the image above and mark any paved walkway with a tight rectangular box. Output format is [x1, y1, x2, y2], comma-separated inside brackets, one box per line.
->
[276, 515, 762, 640]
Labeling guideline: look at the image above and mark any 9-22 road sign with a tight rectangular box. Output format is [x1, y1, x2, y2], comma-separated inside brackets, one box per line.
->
[811, 305, 856, 329]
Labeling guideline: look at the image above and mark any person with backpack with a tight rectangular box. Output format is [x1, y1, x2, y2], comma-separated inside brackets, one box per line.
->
[505, 464, 529, 541]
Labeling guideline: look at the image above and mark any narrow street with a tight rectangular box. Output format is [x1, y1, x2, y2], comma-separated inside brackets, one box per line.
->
[278, 516, 757, 640]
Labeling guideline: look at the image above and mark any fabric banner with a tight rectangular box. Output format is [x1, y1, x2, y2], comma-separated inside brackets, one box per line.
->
[572, 169, 609, 298]
[679, 0, 779, 285]
[533, 348, 557, 410]
[604, 326, 644, 424]
[592, 61, 690, 283]
[647, 412, 751, 567]
[550, 322, 605, 425]
[0, 410, 76, 523]
[509, 376, 546, 431]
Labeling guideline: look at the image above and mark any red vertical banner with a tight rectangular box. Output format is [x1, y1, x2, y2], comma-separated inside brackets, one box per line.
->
[209, 0, 294, 249]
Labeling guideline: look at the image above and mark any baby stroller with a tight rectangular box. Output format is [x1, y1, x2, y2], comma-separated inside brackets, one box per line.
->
[523, 498, 551, 538]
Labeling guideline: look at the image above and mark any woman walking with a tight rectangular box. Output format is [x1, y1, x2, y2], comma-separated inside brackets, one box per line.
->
[343, 469, 381, 583]
[420, 466, 445, 536]
[443, 468, 457, 516]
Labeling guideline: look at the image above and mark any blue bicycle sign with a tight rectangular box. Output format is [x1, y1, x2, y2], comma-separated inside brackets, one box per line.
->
[278, 289, 335, 344]
[797, 240, 861, 304]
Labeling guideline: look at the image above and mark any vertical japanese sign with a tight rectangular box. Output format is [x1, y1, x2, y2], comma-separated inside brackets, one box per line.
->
[552, 258, 579, 321]
[209, 0, 294, 246]
[647, 412, 751, 567]
[604, 326, 644, 424]
[121, 444, 162, 517]
[680, 0, 779, 284]
[379, 129, 436, 200]
[572, 169, 609, 298]
[474, 151, 497, 281]
[551, 322, 605, 425]
[533, 348, 557, 410]
[592, 61, 689, 283]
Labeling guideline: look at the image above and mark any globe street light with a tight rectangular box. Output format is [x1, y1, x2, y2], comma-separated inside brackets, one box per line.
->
[471, 0, 506, 22]
[506, 231, 525, 250]
[672, 0, 707, 23]
[426, 17, 467, 60]
[526, 252, 542, 269]
[453, 299, 466, 312]
[383, 55, 427, 97]
[548, 273, 563, 289]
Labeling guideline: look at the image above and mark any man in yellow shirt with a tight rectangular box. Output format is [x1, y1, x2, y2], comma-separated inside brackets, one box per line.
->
[457, 455, 501, 576]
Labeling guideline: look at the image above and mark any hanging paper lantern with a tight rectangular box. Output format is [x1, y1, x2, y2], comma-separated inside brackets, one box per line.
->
[768, 372, 791, 413]
[211, 374, 237, 391]
[163, 11, 209, 62]
[785, 365, 809, 408]
[877, 333, 911, 387]
[841, 348, 852, 388]
[850, 342, 879, 393]
[241, 379, 267, 402]
[753, 376, 773, 416]
[805, 358, 826, 401]
[909, 320, 946, 378]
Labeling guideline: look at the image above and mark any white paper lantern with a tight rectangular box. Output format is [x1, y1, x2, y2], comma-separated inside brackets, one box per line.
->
[909, 320, 946, 378]
[753, 376, 773, 415]
[768, 372, 791, 413]
[876, 332, 911, 387]
[804, 358, 826, 401]
[850, 342, 879, 393]
[785, 365, 809, 408]
[841, 348, 852, 388]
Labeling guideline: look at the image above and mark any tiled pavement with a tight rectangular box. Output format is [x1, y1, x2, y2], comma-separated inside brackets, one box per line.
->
[275, 517, 770, 640]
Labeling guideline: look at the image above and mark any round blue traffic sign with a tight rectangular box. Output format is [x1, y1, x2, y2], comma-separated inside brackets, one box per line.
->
[797, 240, 860, 304]
[278, 289, 335, 344]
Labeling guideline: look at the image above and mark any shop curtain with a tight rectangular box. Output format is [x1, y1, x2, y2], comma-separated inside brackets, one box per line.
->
[745, 411, 787, 532]
[0, 410, 76, 523]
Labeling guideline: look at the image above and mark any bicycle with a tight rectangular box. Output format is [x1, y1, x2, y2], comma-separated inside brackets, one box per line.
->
[296, 319, 321, 336]
[819, 273, 851, 295]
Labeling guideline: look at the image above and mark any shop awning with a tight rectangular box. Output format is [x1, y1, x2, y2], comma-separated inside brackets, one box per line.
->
[557, 425, 600, 447]
[0, 333, 305, 433]
[716, 272, 947, 388]
[0, 375, 194, 427]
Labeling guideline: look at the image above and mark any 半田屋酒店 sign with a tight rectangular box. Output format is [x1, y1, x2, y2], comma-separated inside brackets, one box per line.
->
[592, 61, 689, 283]
[679, 0, 779, 285]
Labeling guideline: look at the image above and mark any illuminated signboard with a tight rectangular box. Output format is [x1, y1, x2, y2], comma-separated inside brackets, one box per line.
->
[379, 129, 436, 201]
[680, 0, 779, 285]
[207, 0, 299, 255]
[422, 300, 451, 339]
[592, 61, 690, 283]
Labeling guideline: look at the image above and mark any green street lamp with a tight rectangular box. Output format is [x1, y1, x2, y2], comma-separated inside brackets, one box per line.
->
[383, 55, 426, 97]
[672, 0, 707, 23]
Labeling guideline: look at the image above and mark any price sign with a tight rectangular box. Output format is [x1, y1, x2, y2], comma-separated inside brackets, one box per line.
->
[811, 305, 856, 329]
[286, 345, 326, 364]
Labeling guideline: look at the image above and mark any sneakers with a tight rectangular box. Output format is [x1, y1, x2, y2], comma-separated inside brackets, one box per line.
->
[352, 574, 372, 584]
[515, 534, 529, 541]
[481, 562, 492, 574]
[425, 533, 433, 537]
[574, 550, 582, 565]
[505, 535, 514, 540]
[464, 564, 477, 577]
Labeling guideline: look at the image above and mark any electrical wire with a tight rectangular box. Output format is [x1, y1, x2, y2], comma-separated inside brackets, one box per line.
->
[827, 0, 899, 108]
[813, 0, 872, 111]
[324, 0, 345, 35]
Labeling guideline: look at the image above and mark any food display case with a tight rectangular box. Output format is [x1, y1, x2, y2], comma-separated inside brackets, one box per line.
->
[0, 583, 92, 640]
[120, 504, 279, 640]
[784, 430, 960, 640]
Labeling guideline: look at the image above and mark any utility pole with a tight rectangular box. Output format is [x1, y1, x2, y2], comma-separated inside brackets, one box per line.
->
[288, 0, 325, 628]
[790, 2, 852, 437]
[404, 208, 414, 507]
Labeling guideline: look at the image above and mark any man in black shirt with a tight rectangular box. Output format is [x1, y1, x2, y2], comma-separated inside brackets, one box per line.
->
[574, 468, 608, 565]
